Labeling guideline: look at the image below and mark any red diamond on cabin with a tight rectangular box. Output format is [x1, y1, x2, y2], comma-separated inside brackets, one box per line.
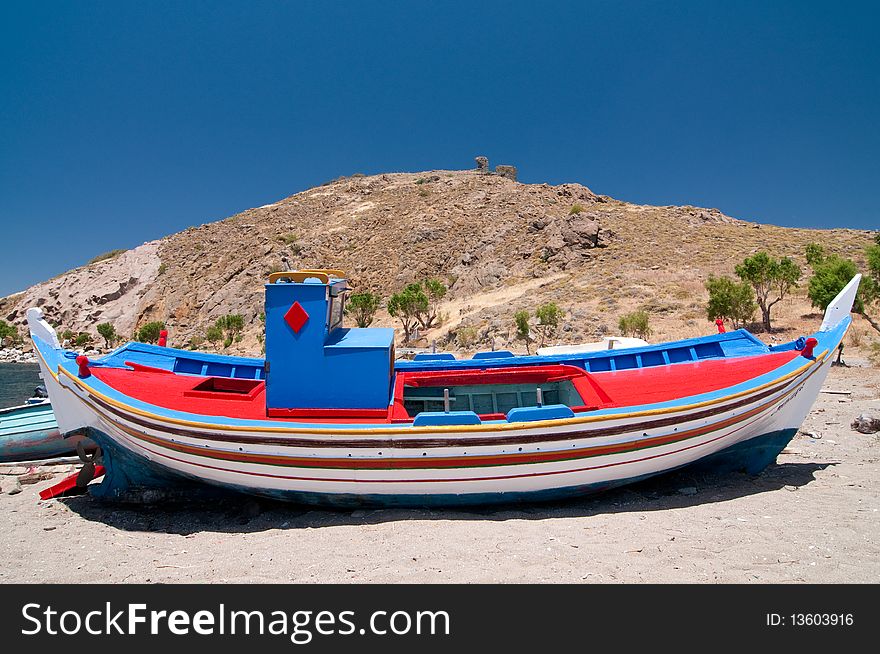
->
[284, 301, 309, 333]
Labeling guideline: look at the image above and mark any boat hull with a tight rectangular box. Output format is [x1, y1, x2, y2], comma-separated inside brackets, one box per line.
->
[79, 425, 801, 507]
[0, 402, 93, 463]
[48, 344, 832, 506]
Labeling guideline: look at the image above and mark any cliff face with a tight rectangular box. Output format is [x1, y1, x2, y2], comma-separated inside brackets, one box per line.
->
[1, 169, 875, 353]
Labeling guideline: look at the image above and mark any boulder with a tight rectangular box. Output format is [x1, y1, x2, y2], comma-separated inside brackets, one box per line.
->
[851, 413, 880, 434]
[538, 213, 606, 265]
[475, 156, 489, 173]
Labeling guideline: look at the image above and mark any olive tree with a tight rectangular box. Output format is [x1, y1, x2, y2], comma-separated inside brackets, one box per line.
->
[388, 284, 428, 343]
[514, 310, 532, 354]
[735, 252, 801, 332]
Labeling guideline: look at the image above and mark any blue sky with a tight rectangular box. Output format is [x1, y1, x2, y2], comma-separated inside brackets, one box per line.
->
[1, 1, 877, 296]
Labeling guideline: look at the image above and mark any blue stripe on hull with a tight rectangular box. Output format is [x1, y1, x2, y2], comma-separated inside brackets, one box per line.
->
[82, 428, 799, 508]
[688, 428, 798, 475]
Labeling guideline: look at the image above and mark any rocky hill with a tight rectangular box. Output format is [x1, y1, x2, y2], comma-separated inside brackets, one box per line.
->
[1, 168, 876, 356]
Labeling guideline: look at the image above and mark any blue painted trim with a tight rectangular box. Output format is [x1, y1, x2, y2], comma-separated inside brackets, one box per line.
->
[412, 411, 482, 426]
[413, 353, 456, 361]
[507, 404, 576, 422]
[471, 351, 515, 359]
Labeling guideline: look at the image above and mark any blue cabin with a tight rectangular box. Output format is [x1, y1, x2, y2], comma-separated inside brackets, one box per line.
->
[264, 270, 395, 416]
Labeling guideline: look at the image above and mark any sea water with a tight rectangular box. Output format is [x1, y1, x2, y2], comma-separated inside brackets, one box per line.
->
[0, 362, 43, 407]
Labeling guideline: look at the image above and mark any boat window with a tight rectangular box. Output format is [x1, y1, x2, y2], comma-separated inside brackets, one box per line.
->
[402, 381, 576, 418]
[329, 293, 345, 331]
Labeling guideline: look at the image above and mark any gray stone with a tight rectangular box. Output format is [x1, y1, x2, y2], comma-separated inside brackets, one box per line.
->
[475, 156, 489, 173]
[851, 413, 880, 434]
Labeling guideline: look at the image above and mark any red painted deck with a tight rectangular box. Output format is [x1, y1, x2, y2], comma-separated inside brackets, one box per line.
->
[89, 350, 800, 423]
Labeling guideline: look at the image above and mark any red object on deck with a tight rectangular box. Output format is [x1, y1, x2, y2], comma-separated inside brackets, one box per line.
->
[39, 465, 105, 500]
[76, 355, 91, 378]
[801, 337, 818, 358]
[158, 330, 168, 347]
[715, 318, 726, 333]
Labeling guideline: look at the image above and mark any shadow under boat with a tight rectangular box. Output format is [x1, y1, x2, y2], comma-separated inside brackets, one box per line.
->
[55, 460, 835, 536]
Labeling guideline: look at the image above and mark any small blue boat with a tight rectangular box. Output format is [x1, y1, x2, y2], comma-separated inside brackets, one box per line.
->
[0, 398, 92, 463]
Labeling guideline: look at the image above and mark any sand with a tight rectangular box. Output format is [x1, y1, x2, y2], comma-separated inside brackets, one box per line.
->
[1, 363, 877, 584]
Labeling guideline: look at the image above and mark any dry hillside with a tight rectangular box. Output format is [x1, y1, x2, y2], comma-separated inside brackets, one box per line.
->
[1, 169, 877, 356]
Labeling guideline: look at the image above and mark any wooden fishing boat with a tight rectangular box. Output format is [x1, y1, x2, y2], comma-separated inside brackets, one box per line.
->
[0, 398, 94, 462]
[28, 270, 861, 507]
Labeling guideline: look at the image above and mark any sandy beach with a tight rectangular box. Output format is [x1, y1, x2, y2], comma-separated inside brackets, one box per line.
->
[1, 363, 877, 584]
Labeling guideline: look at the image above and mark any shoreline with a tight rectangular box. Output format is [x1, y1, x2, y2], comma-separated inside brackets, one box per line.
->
[0, 349, 38, 364]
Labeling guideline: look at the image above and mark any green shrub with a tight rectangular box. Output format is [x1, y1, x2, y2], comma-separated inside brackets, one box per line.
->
[807, 255, 874, 313]
[213, 314, 245, 348]
[205, 325, 223, 349]
[705, 276, 756, 329]
[514, 310, 532, 354]
[569, 204, 586, 215]
[74, 332, 92, 347]
[534, 303, 562, 346]
[347, 292, 381, 328]
[0, 320, 18, 342]
[136, 321, 165, 344]
[188, 335, 205, 350]
[456, 326, 478, 348]
[867, 240, 880, 291]
[421, 278, 447, 329]
[618, 310, 652, 340]
[805, 243, 825, 267]
[97, 322, 117, 348]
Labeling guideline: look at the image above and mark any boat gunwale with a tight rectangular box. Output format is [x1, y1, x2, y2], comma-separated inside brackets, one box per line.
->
[0, 400, 52, 417]
[49, 344, 830, 436]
